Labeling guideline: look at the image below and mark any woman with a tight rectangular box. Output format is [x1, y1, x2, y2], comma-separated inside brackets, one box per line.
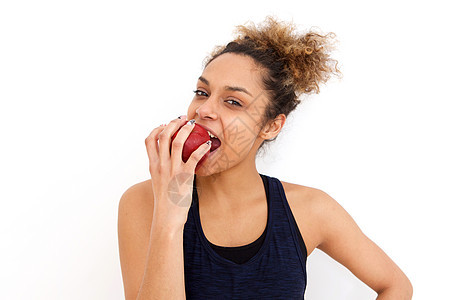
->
[118, 16, 413, 299]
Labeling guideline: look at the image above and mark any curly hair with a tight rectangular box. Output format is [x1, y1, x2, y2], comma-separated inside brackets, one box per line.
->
[202, 15, 341, 154]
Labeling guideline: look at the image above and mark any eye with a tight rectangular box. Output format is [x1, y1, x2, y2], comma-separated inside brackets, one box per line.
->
[193, 89, 242, 107]
[193, 89, 208, 97]
[225, 99, 242, 107]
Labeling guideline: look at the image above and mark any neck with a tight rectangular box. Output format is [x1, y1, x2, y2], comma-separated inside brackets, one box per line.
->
[195, 157, 264, 214]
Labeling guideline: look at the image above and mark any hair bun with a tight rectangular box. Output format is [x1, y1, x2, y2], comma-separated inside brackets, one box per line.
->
[233, 16, 341, 95]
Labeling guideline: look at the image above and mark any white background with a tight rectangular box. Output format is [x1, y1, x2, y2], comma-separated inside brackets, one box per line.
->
[1, 0, 448, 299]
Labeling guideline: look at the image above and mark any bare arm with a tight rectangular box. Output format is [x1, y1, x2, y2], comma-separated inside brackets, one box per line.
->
[137, 214, 186, 299]
[118, 116, 211, 299]
[118, 183, 186, 300]
[311, 189, 413, 299]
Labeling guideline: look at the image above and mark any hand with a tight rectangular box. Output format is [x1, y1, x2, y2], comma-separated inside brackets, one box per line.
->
[145, 116, 212, 227]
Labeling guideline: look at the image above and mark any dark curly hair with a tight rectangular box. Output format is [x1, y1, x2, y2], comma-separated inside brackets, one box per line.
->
[202, 15, 341, 154]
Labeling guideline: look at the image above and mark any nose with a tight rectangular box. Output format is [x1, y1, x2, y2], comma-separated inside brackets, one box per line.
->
[195, 97, 218, 120]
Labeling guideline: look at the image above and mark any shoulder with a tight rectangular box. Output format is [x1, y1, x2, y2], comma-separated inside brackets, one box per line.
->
[117, 179, 154, 300]
[119, 179, 154, 211]
[279, 180, 344, 255]
[279, 179, 330, 212]
[118, 179, 155, 239]
[279, 180, 316, 202]
[280, 180, 340, 218]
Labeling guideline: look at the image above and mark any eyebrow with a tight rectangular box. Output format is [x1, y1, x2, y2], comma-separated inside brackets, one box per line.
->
[198, 76, 253, 97]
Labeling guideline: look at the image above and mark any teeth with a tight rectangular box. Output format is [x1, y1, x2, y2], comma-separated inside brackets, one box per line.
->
[207, 131, 217, 139]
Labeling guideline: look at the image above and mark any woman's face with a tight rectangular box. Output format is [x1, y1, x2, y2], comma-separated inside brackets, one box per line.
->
[186, 52, 272, 176]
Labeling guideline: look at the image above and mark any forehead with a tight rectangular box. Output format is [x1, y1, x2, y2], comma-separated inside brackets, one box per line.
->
[201, 53, 265, 91]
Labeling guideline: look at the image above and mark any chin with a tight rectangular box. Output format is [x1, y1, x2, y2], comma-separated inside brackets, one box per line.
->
[194, 147, 241, 177]
[194, 164, 216, 177]
[194, 147, 221, 177]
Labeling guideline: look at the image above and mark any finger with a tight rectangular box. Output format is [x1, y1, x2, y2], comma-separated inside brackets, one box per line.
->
[171, 119, 196, 168]
[185, 140, 211, 172]
[158, 117, 189, 167]
[145, 124, 167, 171]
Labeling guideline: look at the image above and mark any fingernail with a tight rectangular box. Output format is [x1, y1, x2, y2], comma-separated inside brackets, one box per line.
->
[206, 140, 211, 145]
[178, 115, 187, 119]
[188, 119, 196, 125]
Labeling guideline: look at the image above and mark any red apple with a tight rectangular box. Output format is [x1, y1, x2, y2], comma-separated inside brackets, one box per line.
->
[171, 121, 213, 172]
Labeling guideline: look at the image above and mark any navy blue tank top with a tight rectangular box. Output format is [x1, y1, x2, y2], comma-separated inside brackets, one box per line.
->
[183, 173, 308, 299]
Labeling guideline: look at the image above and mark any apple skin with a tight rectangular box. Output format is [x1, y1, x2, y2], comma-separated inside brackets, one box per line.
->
[170, 121, 210, 172]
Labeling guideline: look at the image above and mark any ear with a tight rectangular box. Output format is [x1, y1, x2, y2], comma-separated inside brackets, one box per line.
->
[259, 114, 286, 140]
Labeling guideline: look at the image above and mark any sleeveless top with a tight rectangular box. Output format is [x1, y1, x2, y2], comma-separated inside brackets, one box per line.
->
[183, 173, 308, 299]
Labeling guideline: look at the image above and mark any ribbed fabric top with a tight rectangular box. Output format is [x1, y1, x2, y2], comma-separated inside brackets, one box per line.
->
[183, 173, 307, 299]
[207, 174, 307, 265]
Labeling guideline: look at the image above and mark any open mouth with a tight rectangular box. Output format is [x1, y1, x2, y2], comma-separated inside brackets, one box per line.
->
[207, 131, 221, 152]
[204, 129, 221, 153]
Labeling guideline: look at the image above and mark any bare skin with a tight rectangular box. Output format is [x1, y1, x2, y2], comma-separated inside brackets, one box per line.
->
[118, 53, 412, 299]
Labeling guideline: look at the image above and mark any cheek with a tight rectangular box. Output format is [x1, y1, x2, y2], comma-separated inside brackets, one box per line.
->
[222, 122, 258, 152]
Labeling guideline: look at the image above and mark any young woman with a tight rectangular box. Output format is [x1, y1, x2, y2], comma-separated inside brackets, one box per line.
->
[118, 16, 413, 299]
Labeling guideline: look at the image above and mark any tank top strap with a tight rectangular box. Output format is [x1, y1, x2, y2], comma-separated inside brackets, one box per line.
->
[266, 174, 308, 271]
